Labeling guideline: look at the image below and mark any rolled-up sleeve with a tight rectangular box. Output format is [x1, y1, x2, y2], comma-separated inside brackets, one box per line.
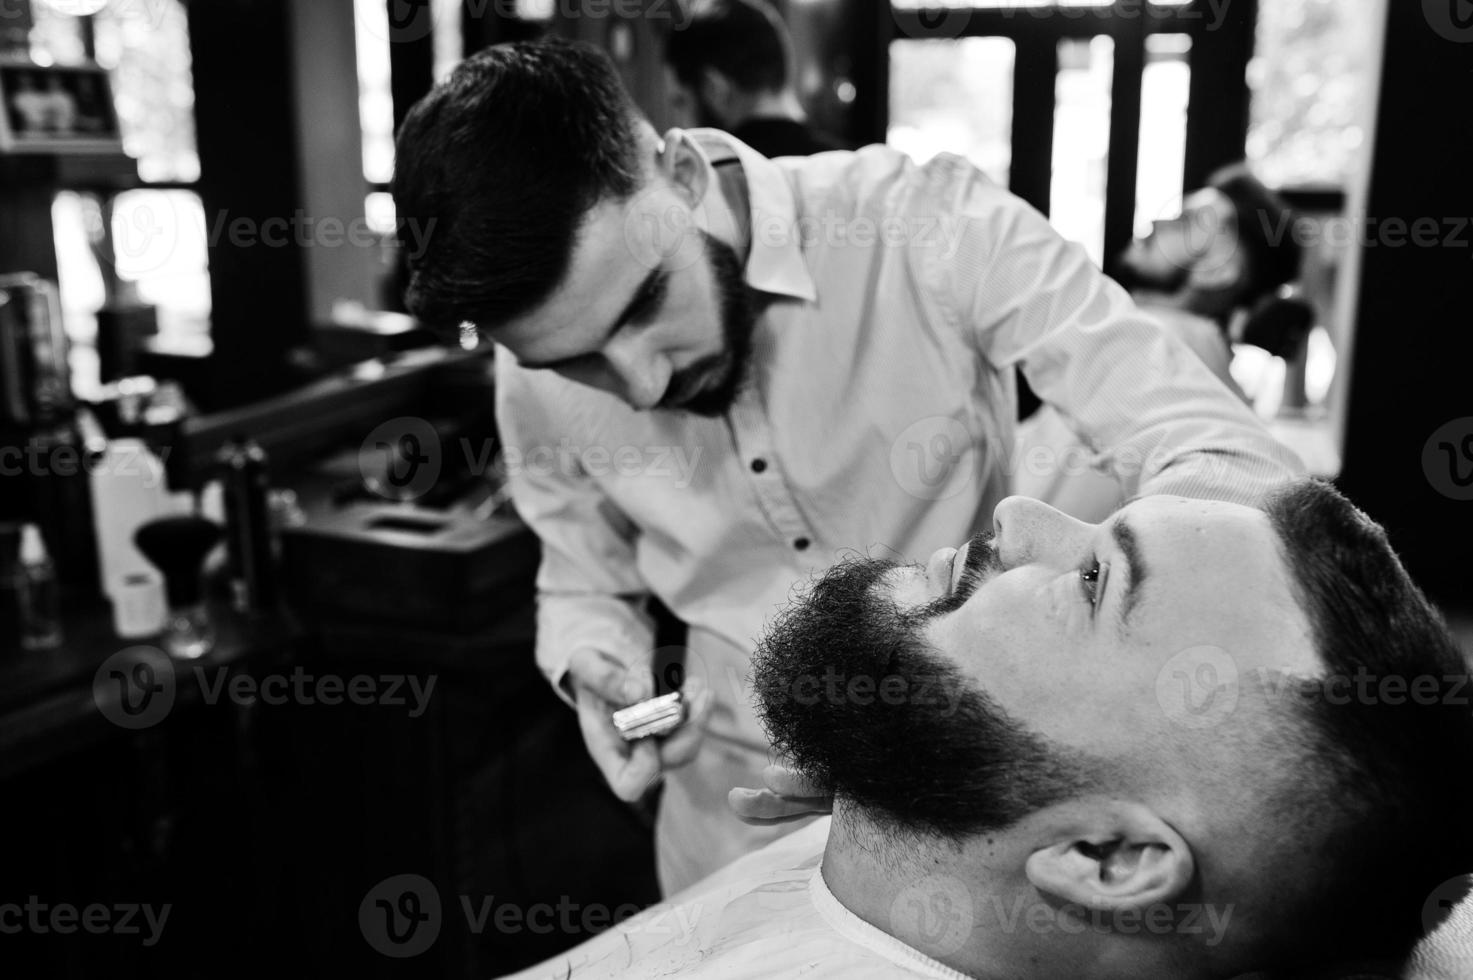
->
[495, 352, 655, 706]
[929, 165, 1305, 506]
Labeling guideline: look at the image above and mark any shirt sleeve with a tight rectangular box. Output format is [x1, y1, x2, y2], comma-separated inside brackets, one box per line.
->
[927, 161, 1305, 506]
[494, 352, 655, 706]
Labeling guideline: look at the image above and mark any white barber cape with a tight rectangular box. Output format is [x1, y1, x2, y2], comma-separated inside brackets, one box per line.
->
[498, 817, 968, 980]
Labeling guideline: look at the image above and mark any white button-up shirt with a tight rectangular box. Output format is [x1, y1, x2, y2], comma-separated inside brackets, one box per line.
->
[494, 132, 1304, 753]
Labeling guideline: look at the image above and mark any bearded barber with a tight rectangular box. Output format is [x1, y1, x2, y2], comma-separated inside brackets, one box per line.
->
[392, 38, 1304, 895]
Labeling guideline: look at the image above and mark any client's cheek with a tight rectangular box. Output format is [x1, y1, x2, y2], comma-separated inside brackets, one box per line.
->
[880, 566, 930, 611]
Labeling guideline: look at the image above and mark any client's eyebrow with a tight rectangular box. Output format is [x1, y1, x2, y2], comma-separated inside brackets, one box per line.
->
[1111, 517, 1149, 630]
[516, 268, 665, 371]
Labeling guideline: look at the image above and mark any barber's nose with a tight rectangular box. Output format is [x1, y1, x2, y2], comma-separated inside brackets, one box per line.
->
[991, 495, 1088, 569]
[603, 335, 671, 411]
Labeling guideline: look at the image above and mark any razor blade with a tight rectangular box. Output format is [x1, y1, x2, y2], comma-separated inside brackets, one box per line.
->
[612, 692, 685, 741]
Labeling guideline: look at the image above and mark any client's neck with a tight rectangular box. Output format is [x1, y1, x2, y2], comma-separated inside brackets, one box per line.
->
[820, 802, 1021, 978]
[819, 803, 1182, 980]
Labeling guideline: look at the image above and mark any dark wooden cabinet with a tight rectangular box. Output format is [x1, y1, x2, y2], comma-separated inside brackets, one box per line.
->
[0, 603, 661, 978]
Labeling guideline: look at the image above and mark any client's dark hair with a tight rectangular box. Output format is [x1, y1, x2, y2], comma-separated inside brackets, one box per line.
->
[1257, 479, 1473, 972]
[1207, 163, 1301, 305]
[391, 38, 643, 332]
[665, 0, 792, 95]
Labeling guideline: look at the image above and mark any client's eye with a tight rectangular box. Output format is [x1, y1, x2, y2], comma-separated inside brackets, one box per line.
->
[1079, 558, 1108, 610]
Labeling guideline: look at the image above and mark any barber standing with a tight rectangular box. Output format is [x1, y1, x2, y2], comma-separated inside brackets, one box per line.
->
[392, 38, 1303, 895]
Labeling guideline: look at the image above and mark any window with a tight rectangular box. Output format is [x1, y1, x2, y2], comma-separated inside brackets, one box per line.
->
[1132, 33, 1191, 239]
[354, 0, 464, 237]
[92, 0, 199, 182]
[354, 0, 396, 188]
[30, 0, 207, 398]
[887, 37, 1015, 185]
[1049, 35, 1113, 266]
[1246, 0, 1374, 189]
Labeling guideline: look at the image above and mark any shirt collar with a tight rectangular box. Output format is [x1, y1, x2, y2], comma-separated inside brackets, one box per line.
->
[689, 128, 818, 304]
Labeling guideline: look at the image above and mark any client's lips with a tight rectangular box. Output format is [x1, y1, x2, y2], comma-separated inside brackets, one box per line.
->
[950, 540, 970, 594]
[925, 546, 958, 598]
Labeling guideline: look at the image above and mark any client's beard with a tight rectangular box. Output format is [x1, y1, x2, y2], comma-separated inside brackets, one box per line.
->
[751, 532, 1100, 841]
[1113, 251, 1189, 294]
[658, 232, 757, 417]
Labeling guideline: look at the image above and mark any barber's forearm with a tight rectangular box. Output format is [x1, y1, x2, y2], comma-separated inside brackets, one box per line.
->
[1117, 416, 1306, 506]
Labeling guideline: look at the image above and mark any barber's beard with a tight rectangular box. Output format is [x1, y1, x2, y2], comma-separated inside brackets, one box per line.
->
[751, 532, 1100, 841]
[659, 232, 757, 417]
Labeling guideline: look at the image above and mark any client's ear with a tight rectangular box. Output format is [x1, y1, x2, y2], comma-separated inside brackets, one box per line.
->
[1023, 801, 1194, 912]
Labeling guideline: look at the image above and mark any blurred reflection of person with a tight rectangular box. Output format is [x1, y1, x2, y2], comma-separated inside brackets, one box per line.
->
[42, 72, 78, 134]
[1116, 164, 1304, 387]
[1016, 165, 1305, 522]
[664, 0, 841, 158]
[71, 73, 109, 134]
[9, 71, 50, 134]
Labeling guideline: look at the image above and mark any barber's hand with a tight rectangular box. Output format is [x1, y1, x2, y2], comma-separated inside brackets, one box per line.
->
[566, 646, 713, 802]
[728, 764, 832, 825]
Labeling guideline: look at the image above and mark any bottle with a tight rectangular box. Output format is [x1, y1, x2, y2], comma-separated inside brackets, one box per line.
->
[218, 440, 276, 615]
[17, 523, 62, 651]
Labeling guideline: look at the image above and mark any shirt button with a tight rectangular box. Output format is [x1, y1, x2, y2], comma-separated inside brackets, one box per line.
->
[750, 458, 768, 474]
[793, 537, 811, 551]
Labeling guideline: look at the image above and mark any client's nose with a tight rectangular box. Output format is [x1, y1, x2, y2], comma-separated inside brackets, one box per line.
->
[991, 495, 1089, 570]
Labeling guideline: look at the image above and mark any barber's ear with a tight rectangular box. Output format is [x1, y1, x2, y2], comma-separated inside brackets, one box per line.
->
[1024, 802, 1194, 912]
[655, 128, 710, 210]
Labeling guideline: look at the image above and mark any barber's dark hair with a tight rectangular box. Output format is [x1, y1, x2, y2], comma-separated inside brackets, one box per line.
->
[665, 0, 792, 94]
[1257, 479, 1473, 972]
[1207, 163, 1302, 305]
[391, 37, 642, 331]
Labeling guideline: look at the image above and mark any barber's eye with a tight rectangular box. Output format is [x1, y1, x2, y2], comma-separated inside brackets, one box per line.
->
[1079, 558, 1107, 610]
